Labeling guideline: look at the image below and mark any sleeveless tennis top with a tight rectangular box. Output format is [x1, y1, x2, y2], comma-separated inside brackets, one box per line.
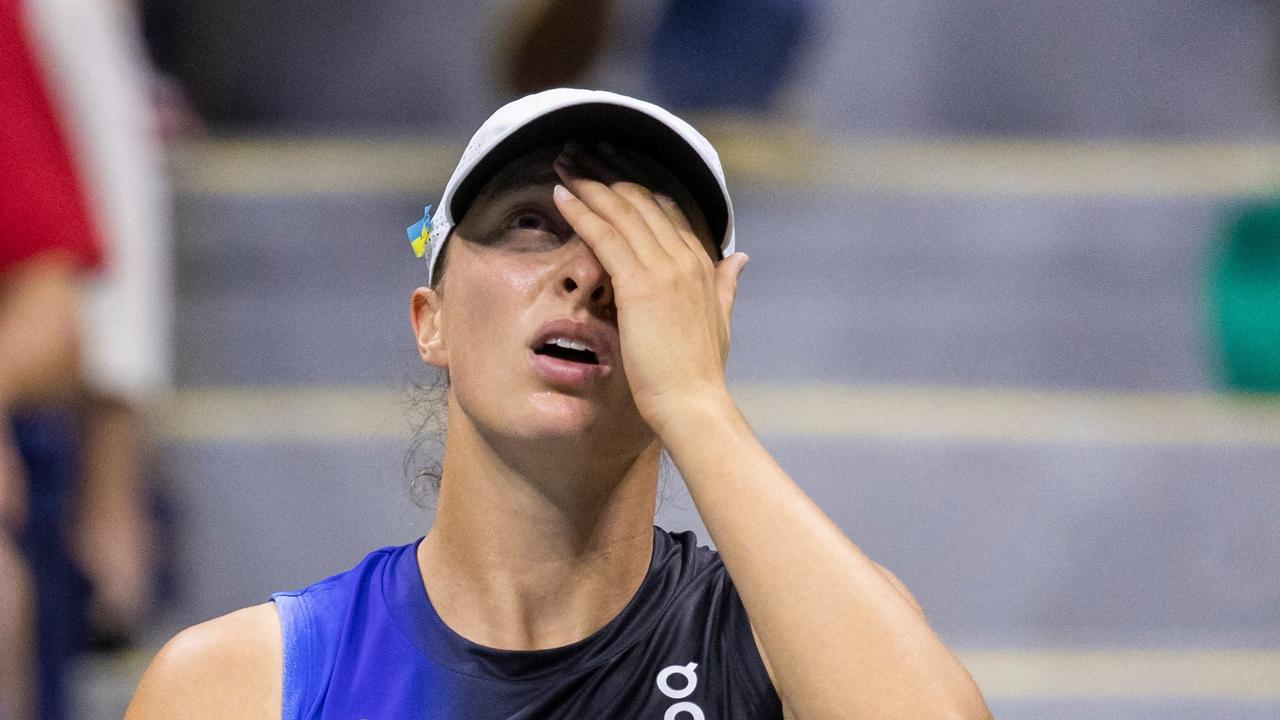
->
[270, 527, 783, 719]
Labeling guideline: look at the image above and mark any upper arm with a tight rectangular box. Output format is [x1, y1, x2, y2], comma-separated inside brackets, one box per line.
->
[125, 603, 283, 720]
[872, 561, 927, 617]
[749, 562, 926, 720]
[750, 624, 800, 720]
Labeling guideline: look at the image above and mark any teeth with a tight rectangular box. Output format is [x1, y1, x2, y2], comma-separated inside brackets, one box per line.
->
[549, 337, 592, 352]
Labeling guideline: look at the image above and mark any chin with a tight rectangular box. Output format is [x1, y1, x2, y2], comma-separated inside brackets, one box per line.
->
[517, 392, 650, 447]
[453, 376, 652, 451]
[523, 392, 613, 433]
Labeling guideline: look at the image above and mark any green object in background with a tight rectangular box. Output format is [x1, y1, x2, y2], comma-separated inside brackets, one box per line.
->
[1209, 200, 1280, 393]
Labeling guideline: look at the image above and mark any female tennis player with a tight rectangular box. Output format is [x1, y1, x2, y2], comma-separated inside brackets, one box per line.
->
[126, 89, 991, 719]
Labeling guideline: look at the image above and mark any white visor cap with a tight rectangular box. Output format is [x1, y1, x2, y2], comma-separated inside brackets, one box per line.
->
[422, 88, 735, 286]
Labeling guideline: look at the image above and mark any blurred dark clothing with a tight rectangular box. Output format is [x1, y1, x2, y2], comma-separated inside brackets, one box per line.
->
[13, 413, 91, 720]
[10, 409, 176, 720]
[133, 0, 496, 133]
[649, 0, 812, 111]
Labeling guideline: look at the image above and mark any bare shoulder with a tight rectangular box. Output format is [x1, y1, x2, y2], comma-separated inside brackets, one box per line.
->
[125, 602, 282, 720]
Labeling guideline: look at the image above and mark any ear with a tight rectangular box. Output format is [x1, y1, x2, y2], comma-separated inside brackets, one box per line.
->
[411, 287, 448, 369]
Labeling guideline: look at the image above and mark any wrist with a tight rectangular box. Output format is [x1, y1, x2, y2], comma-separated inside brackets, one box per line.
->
[649, 386, 741, 445]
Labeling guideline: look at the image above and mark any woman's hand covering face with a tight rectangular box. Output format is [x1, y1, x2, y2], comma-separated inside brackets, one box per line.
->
[551, 142, 749, 438]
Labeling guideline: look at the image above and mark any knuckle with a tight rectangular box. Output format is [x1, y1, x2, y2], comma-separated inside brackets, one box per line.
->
[690, 244, 715, 268]
[599, 226, 623, 244]
[675, 253, 702, 274]
[614, 181, 652, 200]
[616, 203, 647, 226]
[621, 271, 649, 290]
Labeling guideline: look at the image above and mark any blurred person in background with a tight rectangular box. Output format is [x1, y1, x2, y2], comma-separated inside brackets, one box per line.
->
[3, 0, 177, 717]
[1, 1, 105, 717]
[500, 0, 812, 112]
[28, 0, 178, 642]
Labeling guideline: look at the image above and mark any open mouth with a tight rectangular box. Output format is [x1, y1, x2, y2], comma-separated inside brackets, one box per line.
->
[533, 342, 600, 365]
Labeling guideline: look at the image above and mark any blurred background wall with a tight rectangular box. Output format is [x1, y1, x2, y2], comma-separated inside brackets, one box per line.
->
[139, 0, 1280, 136]
[26, 0, 1280, 718]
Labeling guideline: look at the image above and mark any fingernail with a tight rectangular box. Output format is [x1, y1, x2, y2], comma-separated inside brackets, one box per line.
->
[553, 184, 573, 202]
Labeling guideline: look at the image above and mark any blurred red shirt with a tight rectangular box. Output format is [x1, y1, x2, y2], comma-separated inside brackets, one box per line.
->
[0, 0, 102, 273]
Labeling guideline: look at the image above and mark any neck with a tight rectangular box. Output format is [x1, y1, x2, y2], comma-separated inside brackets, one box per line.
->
[419, 398, 661, 651]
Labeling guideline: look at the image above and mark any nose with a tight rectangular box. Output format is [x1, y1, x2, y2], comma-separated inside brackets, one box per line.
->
[559, 238, 615, 316]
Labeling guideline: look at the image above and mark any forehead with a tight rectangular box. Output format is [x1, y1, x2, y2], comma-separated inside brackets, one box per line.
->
[465, 144, 719, 257]
[470, 146, 564, 203]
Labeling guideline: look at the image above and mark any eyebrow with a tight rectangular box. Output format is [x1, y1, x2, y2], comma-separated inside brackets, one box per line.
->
[475, 163, 562, 204]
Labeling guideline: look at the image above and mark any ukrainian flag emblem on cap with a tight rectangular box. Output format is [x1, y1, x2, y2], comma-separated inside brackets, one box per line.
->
[407, 205, 433, 258]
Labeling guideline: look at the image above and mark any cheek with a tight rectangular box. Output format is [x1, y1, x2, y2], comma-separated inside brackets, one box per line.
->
[443, 258, 551, 377]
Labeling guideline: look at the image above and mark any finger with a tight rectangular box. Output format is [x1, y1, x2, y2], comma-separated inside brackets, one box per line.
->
[591, 144, 701, 262]
[552, 183, 642, 275]
[609, 181, 696, 263]
[555, 150, 673, 266]
[561, 141, 627, 185]
[596, 142, 655, 187]
[652, 193, 711, 261]
[715, 252, 749, 322]
[594, 143, 715, 263]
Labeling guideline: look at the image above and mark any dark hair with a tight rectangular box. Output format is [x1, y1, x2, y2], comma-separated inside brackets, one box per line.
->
[403, 240, 453, 506]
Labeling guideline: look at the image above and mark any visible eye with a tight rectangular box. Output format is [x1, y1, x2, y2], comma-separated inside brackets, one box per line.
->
[495, 208, 569, 250]
[509, 212, 552, 232]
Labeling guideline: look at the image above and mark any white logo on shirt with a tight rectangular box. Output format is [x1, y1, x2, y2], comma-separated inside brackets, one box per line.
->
[656, 662, 704, 720]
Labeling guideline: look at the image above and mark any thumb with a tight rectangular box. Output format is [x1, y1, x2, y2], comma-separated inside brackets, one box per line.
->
[715, 252, 749, 320]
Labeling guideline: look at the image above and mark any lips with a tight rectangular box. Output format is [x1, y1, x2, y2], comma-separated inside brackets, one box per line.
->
[528, 318, 617, 389]
[529, 318, 616, 368]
